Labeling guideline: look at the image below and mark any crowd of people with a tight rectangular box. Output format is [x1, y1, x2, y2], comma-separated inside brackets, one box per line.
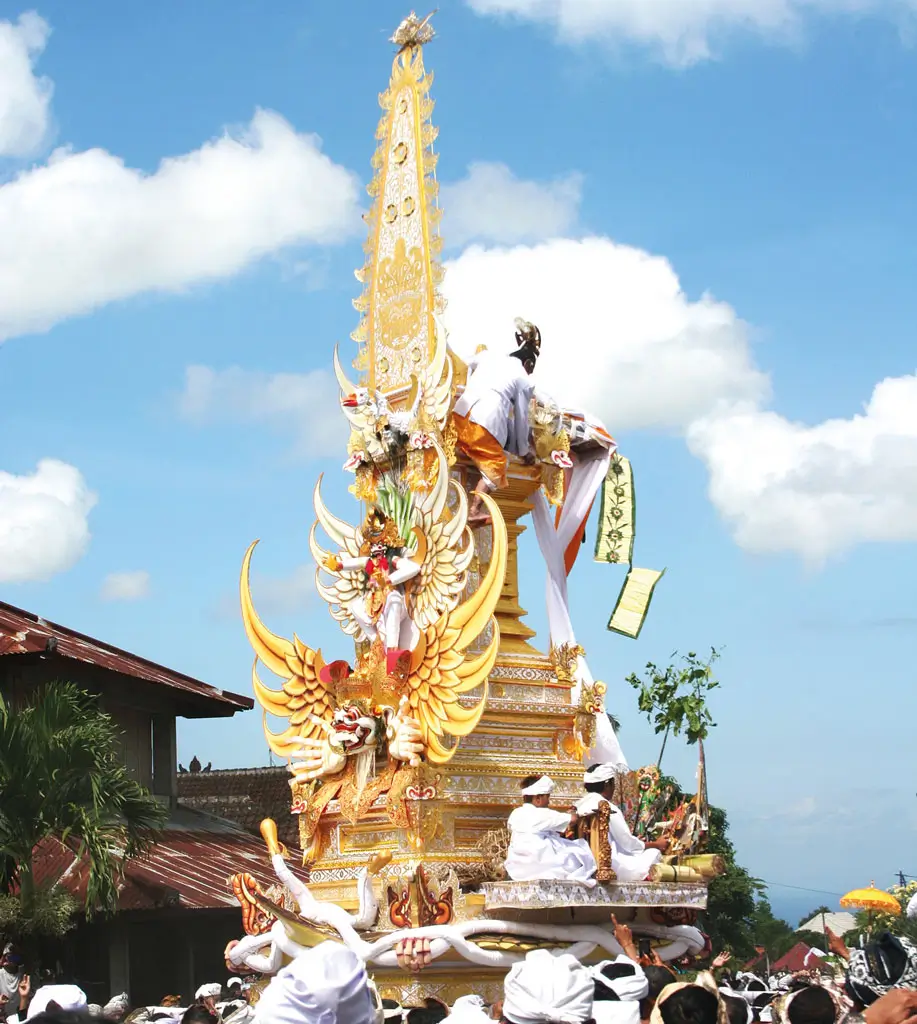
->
[4, 916, 917, 1024]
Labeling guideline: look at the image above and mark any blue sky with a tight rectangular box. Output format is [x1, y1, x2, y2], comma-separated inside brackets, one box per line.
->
[1, 0, 916, 926]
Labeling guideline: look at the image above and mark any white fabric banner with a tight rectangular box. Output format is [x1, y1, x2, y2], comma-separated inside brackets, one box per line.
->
[531, 446, 627, 767]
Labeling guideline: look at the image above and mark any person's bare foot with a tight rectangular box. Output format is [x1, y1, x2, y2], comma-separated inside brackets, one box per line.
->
[468, 511, 492, 527]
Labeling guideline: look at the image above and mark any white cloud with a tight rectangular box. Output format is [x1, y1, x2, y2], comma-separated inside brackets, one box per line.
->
[178, 365, 346, 456]
[465, 0, 917, 66]
[687, 374, 917, 562]
[443, 235, 917, 561]
[100, 570, 150, 602]
[442, 236, 769, 431]
[0, 12, 52, 157]
[441, 162, 582, 246]
[0, 109, 362, 344]
[0, 459, 96, 583]
[253, 564, 314, 615]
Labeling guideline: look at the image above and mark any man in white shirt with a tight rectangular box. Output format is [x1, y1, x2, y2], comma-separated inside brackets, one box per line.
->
[453, 321, 539, 525]
[505, 774, 597, 884]
[575, 763, 668, 882]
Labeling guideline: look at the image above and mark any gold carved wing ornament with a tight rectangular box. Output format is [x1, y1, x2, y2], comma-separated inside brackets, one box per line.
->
[405, 491, 507, 763]
[240, 542, 335, 759]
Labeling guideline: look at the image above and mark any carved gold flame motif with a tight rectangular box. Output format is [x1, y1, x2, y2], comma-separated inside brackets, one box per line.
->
[351, 34, 443, 393]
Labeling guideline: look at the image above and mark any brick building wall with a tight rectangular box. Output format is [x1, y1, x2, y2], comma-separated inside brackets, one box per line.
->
[177, 766, 299, 847]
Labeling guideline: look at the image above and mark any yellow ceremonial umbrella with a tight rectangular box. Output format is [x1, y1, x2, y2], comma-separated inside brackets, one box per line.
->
[840, 882, 901, 915]
[840, 882, 901, 936]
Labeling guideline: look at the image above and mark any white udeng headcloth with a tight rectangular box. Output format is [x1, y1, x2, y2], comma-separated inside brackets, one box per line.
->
[503, 950, 594, 1024]
[592, 957, 650, 1002]
[445, 995, 492, 1022]
[253, 941, 374, 1024]
[196, 984, 222, 1000]
[26, 985, 88, 1019]
[520, 775, 555, 796]
[583, 763, 625, 785]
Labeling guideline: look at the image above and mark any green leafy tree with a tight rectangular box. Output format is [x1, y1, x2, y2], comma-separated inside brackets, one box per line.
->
[626, 649, 720, 767]
[0, 682, 167, 941]
[702, 805, 765, 960]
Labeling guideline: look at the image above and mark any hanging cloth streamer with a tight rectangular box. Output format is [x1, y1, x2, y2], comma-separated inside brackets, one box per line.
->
[594, 453, 635, 565]
[607, 567, 665, 639]
[531, 446, 626, 766]
[594, 453, 664, 639]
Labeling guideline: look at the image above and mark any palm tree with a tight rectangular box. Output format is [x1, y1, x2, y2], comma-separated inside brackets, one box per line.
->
[0, 681, 167, 936]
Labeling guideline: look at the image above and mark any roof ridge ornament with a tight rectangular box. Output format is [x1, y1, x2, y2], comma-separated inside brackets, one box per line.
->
[390, 10, 436, 51]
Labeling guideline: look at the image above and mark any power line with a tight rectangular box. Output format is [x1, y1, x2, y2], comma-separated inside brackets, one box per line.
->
[759, 880, 844, 897]
[760, 874, 917, 899]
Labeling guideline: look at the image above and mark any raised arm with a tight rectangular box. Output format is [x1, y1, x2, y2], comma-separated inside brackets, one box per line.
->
[389, 556, 421, 586]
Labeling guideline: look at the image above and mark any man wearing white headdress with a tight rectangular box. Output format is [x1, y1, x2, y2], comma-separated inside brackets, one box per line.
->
[505, 775, 597, 884]
[25, 984, 88, 1020]
[253, 941, 374, 1024]
[503, 949, 595, 1024]
[444, 995, 492, 1023]
[575, 764, 667, 882]
[591, 956, 649, 1024]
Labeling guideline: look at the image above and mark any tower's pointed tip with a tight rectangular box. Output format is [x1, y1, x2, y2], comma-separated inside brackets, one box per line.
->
[390, 9, 437, 49]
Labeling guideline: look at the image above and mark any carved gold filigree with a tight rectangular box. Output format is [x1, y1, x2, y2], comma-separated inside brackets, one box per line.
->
[352, 39, 444, 394]
[593, 801, 617, 883]
[549, 642, 584, 683]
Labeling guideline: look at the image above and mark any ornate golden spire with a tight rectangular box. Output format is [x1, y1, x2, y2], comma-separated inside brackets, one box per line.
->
[351, 12, 443, 395]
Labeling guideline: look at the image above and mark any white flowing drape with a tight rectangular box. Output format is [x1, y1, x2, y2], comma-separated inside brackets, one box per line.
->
[530, 446, 627, 767]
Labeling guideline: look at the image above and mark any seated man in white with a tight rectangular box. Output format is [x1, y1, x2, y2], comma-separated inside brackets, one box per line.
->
[505, 774, 597, 883]
[575, 763, 668, 882]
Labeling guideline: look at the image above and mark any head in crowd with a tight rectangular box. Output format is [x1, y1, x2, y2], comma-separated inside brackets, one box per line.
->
[593, 959, 649, 1003]
[653, 981, 722, 1024]
[25, 1014, 90, 1024]
[27, 985, 89, 1021]
[1, 945, 23, 976]
[592, 957, 649, 1024]
[641, 968, 676, 1023]
[771, 987, 837, 1024]
[194, 985, 221, 1014]
[845, 933, 917, 1007]
[520, 776, 554, 809]
[583, 765, 618, 801]
[253, 941, 374, 1024]
[445, 995, 492, 1022]
[383, 998, 406, 1023]
[720, 995, 750, 1024]
[407, 998, 449, 1024]
[502, 949, 595, 1024]
[180, 1008, 218, 1024]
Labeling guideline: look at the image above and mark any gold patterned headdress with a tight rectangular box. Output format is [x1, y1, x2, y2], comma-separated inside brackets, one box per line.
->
[361, 508, 404, 551]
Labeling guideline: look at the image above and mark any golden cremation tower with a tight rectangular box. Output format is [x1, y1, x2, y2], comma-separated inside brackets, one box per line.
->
[228, 11, 718, 1008]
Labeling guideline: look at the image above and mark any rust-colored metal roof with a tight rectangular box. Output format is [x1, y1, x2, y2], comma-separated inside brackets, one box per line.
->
[771, 942, 825, 973]
[0, 600, 252, 715]
[33, 816, 305, 912]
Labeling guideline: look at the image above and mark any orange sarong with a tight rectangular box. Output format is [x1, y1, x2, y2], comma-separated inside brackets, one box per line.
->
[453, 413, 508, 489]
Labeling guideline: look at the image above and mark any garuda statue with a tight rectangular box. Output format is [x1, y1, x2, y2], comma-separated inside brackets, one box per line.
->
[241, 438, 506, 855]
